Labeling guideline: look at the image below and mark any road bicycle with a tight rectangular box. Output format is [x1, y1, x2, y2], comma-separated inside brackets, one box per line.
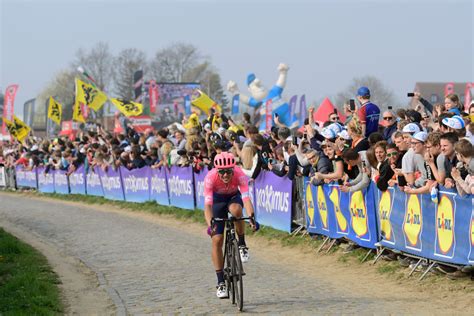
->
[212, 215, 251, 311]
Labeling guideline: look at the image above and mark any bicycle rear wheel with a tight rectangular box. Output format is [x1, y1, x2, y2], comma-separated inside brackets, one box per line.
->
[232, 239, 244, 311]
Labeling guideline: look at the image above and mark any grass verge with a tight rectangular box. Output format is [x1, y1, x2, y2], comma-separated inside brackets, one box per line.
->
[0, 227, 63, 315]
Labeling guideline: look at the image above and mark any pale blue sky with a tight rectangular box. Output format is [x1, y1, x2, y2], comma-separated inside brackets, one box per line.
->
[1, 0, 473, 117]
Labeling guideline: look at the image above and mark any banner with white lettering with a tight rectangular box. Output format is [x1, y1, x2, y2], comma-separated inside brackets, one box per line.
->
[37, 167, 54, 193]
[253, 171, 292, 232]
[86, 167, 103, 196]
[98, 167, 124, 201]
[15, 166, 37, 188]
[194, 168, 208, 210]
[121, 166, 151, 203]
[69, 165, 86, 195]
[53, 169, 69, 194]
[168, 166, 195, 210]
[150, 167, 170, 206]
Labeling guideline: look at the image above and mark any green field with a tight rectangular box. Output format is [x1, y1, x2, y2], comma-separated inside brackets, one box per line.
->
[0, 228, 63, 315]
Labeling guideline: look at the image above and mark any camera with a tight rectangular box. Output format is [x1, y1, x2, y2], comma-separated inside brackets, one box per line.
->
[407, 93, 415, 97]
[268, 158, 275, 164]
[349, 99, 356, 111]
[388, 106, 393, 110]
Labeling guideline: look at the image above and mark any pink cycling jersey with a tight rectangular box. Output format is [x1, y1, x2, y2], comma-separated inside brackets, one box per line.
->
[204, 166, 250, 206]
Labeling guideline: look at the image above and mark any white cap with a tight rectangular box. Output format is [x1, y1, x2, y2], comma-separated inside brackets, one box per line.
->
[327, 122, 343, 134]
[442, 115, 465, 129]
[413, 131, 428, 143]
[337, 130, 351, 140]
[321, 127, 336, 139]
[402, 123, 421, 134]
[30, 145, 38, 151]
[124, 145, 132, 153]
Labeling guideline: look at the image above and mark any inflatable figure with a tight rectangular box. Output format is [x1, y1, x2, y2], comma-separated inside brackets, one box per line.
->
[227, 63, 294, 130]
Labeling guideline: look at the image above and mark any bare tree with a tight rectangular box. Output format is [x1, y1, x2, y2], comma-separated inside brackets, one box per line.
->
[113, 48, 147, 100]
[37, 69, 76, 120]
[334, 75, 398, 111]
[72, 42, 114, 91]
[149, 42, 201, 82]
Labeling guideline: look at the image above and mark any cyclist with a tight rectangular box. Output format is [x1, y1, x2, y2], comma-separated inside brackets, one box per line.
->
[204, 152, 258, 298]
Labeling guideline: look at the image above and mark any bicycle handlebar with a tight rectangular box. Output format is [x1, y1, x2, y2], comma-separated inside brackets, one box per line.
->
[212, 216, 253, 223]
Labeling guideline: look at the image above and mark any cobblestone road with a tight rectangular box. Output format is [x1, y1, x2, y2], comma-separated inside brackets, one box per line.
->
[0, 193, 469, 315]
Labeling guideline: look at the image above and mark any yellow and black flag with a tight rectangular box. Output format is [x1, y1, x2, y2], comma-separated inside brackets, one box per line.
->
[73, 98, 86, 123]
[110, 98, 143, 117]
[48, 97, 62, 125]
[4, 115, 31, 143]
[75, 78, 108, 112]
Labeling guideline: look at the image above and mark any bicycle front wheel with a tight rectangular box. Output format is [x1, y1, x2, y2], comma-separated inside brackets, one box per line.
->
[232, 239, 244, 311]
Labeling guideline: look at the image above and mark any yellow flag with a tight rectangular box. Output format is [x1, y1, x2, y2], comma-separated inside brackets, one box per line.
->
[110, 98, 143, 117]
[73, 99, 86, 123]
[75, 78, 108, 111]
[191, 90, 222, 114]
[48, 97, 62, 125]
[4, 115, 31, 143]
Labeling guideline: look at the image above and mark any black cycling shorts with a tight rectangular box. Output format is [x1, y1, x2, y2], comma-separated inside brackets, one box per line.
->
[212, 192, 243, 235]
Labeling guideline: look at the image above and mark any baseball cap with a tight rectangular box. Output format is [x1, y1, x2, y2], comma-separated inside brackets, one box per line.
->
[442, 115, 465, 129]
[247, 73, 256, 86]
[402, 123, 421, 134]
[357, 86, 370, 97]
[327, 122, 343, 134]
[413, 131, 428, 143]
[321, 127, 336, 140]
[337, 130, 351, 140]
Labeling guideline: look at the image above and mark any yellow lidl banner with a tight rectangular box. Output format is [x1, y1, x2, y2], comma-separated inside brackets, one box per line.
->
[110, 98, 143, 117]
[48, 97, 62, 125]
[73, 99, 86, 123]
[75, 78, 108, 111]
[4, 115, 31, 143]
[191, 90, 222, 114]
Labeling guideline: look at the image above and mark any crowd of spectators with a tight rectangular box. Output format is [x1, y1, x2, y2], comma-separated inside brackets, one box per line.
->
[1, 87, 474, 278]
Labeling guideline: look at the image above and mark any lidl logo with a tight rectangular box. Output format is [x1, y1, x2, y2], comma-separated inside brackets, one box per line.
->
[436, 195, 454, 254]
[470, 217, 474, 247]
[306, 183, 315, 227]
[350, 191, 368, 237]
[378, 191, 392, 241]
[403, 194, 422, 247]
[330, 187, 347, 232]
[317, 186, 328, 229]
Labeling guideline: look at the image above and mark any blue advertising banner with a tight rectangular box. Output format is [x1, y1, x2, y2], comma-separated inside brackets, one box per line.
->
[377, 185, 474, 265]
[168, 166, 195, 210]
[15, 166, 37, 188]
[194, 168, 208, 210]
[98, 167, 124, 201]
[53, 169, 69, 194]
[121, 166, 151, 203]
[304, 180, 378, 248]
[232, 94, 240, 115]
[69, 165, 86, 195]
[150, 167, 169, 206]
[86, 167, 103, 196]
[37, 167, 54, 193]
[254, 171, 292, 233]
[184, 95, 191, 115]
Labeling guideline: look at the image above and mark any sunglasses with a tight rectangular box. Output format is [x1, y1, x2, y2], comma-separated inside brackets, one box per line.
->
[218, 168, 234, 175]
[387, 152, 398, 157]
[383, 117, 394, 120]
[330, 117, 339, 121]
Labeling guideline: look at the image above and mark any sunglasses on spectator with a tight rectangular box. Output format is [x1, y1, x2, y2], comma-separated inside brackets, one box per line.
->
[387, 152, 398, 157]
[330, 116, 339, 121]
[218, 168, 234, 175]
[383, 116, 394, 120]
[410, 141, 422, 146]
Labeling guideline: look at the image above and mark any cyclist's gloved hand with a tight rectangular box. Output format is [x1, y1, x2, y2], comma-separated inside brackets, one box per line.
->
[249, 215, 260, 232]
[207, 224, 216, 237]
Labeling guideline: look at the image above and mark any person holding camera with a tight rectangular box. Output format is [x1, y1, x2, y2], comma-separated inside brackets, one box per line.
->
[451, 139, 474, 196]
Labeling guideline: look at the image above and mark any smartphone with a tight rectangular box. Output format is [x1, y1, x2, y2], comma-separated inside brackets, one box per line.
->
[388, 106, 393, 110]
[407, 93, 415, 97]
[293, 136, 298, 146]
[274, 113, 279, 118]
[349, 99, 356, 111]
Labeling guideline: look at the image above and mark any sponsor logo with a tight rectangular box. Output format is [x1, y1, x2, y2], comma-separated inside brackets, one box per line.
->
[196, 180, 205, 201]
[379, 190, 393, 241]
[151, 175, 167, 194]
[350, 191, 368, 237]
[123, 175, 149, 193]
[39, 172, 54, 185]
[101, 176, 122, 191]
[471, 217, 474, 247]
[255, 184, 290, 214]
[403, 194, 422, 247]
[17, 170, 36, 182]
[69, 173, 84, 186]
[436, 195, 454, 254]
[330, 187, 347, 233]
[87, 172, 101, 187]
[317, 186, 328, 229]
[306, 183, 315, 227]
[168, 176, 192, 196]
